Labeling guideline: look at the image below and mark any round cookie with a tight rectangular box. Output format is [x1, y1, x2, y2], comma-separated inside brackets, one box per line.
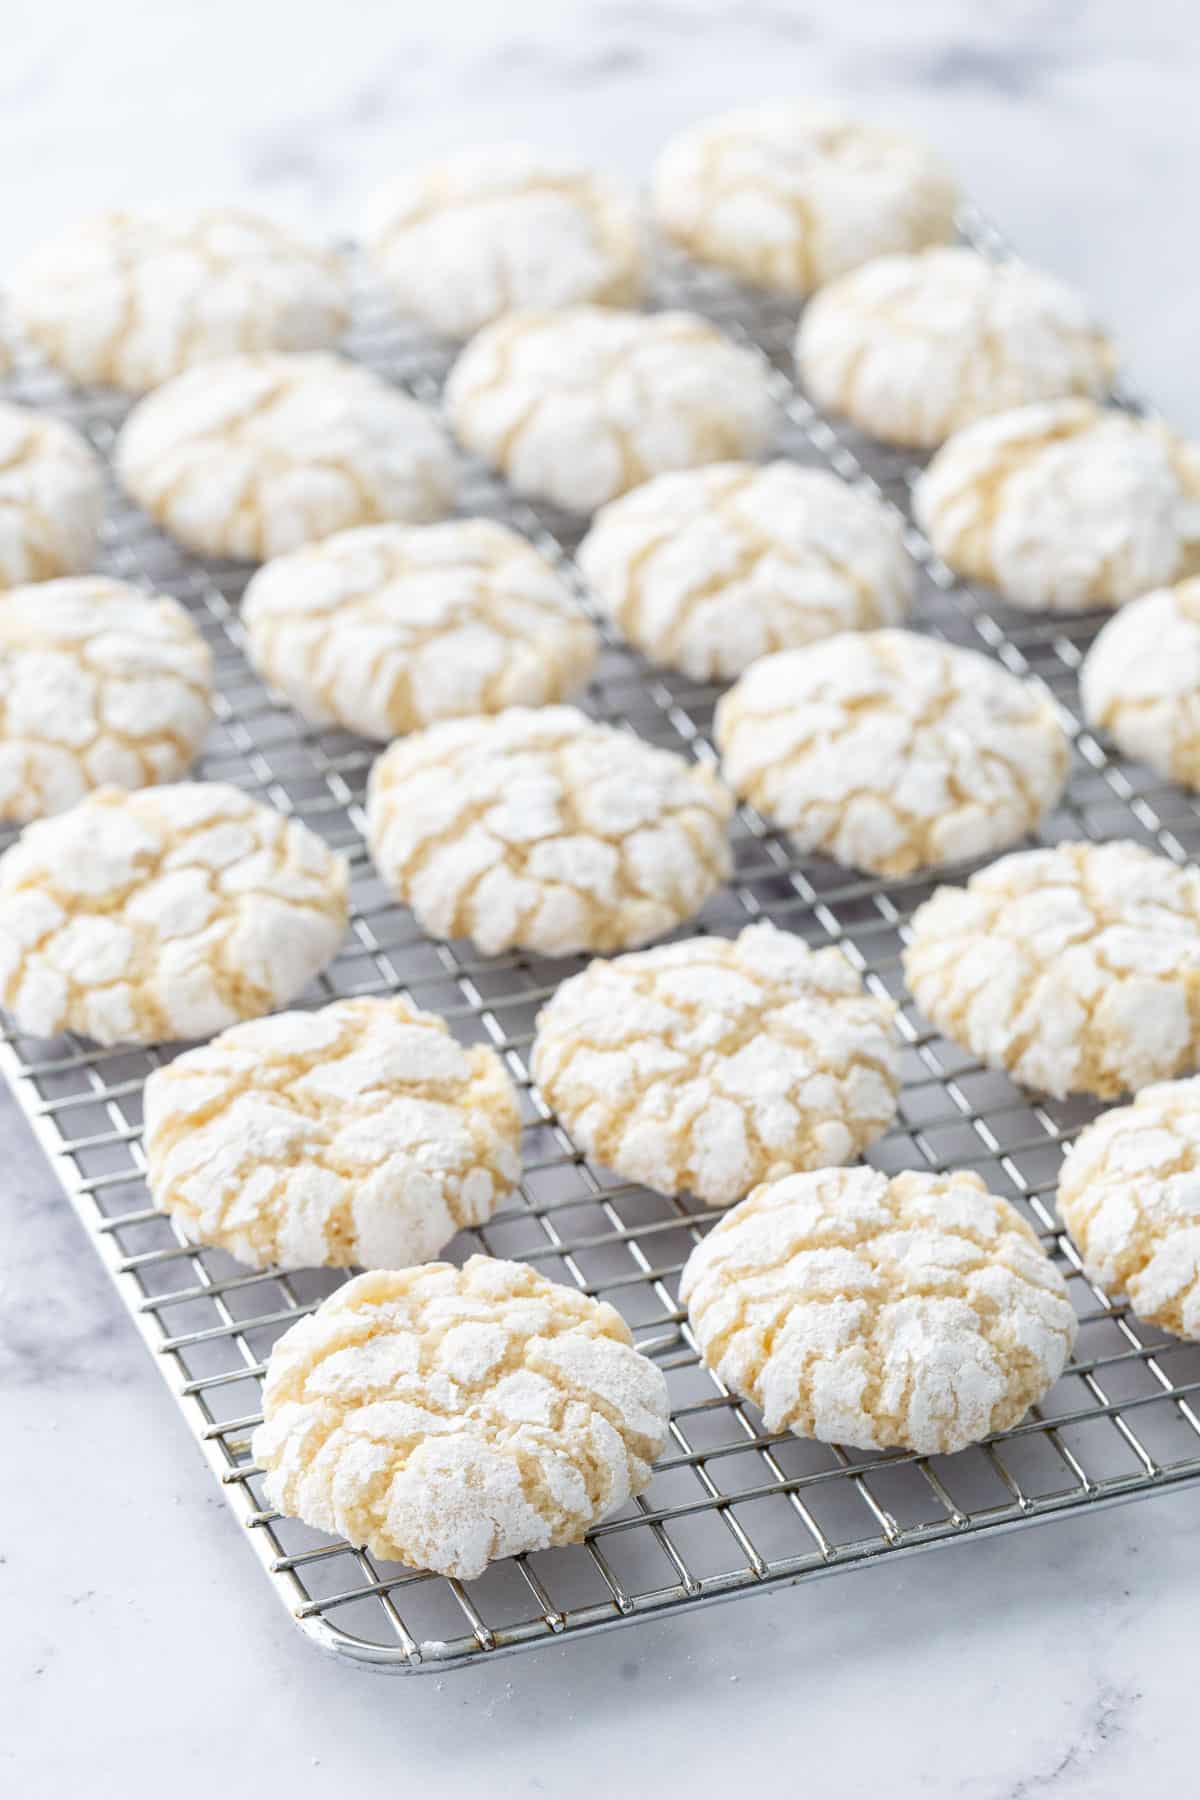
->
[0, 402, 105, 588]
[10, 208, 348, 392]
[144, 996, 521, 1270]
[903, 840, 1200, 1100]
[116, 352, 456, 562]
[251, 1254, 671, 1579]
[1081, 580, 1200, 785]
[0, 781, 348, 1045]
[714, 629, 1069, 877]
[444, 306, 777, 515]
[243, 519, 597, 740]
[531, 921, 900, 1207]
[1057, 1078, 1200, 1340]
[796, 247, 1114, 450]
[653, 104, 957, 296]
[366, 706, 733, 957]
[0, 576, 214, 821]
[915, 400, 1200, 612]
[576, 462, 913, 682]
[364, 142, 643, 340]
[680, 1166, 1076, 1456]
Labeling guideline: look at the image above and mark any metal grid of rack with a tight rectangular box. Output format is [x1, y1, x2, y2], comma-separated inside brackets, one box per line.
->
[4, 209, 1200, 1672]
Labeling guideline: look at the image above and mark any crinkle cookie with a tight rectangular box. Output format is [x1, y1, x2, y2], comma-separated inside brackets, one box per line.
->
[576, 462, 913, 682]
[1057, 1078, 1200, 1339]
[680, 1166, 1076, 1455]
[366, 706, 732, 957]
[0, 576, 213, 821]
[144, 996, 521, 1270]
[904, 840, 1200, 1100]
[1080, 580, 1200, 786]
[364, 142, 643, 341]
[653, 104, 957, 296]
[9, 208, 348, 392]
[0, 781, 348, 1045]
[532, 922, 900, 1207]
[243, 519, 597, 740]
[796, 247, 1114, 450]
[714, 629, 1069, 877]
[915, 400, 1200, 612]
[116, 352, 455, 562]
[252, 1254, 670, 1579]
[444, 306, 777, 515]
[0, 402, 105, 588]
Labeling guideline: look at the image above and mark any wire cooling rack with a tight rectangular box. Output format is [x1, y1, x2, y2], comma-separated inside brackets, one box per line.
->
[4, 210, 1200, 1673]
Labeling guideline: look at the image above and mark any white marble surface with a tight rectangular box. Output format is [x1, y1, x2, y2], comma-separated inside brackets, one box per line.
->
[4, 2, 1199, 1794]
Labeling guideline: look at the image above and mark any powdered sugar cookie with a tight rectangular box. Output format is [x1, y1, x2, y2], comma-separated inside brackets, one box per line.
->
[714, 629, 1069, 876]
[364, 142, 643, 340]
[243, 519, 597, 739]
[796, 247, 1114, 450]
[1081, 580, 1200, 785]
[252, 1254, 670, 1579]
[10, 208, 348, 392]
[0, 781, 348, 1045]
[680, 1166, 1076, 1455]
[0, 403, 105, 588]
[444, 306, 776, 515]
[576, 462, 913, 681]
[1057, 1079, 1200, 1339]
[532, 922, 899, 1207]
[0, 576, 213, 821]
[116, 352, 455, 562]
[144, 996, 521, 1270]
[653, 104, 956, 296]
[366, 705, 733, 957]
[904, 840, 1200, 1100]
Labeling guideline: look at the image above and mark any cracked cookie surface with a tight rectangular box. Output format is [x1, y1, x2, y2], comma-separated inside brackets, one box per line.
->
[1081, 579, 1200, 785]
[0, 402, 105, 589]
[252, 1254, 671, 1579]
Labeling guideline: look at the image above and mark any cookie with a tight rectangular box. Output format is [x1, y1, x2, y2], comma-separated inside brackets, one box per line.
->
[252, 1254, 670, 1579]
[0, 402, 105, 588]
[116, 352, 455, 561]
[242, 519, 597, 740]
[1081, 580, 1200, 786]
[531, 922, 900, 1207]
[903, 840, 1200, 1100]
[0, 576, 214, 821]
[366, 705, 732, 956]
[680, 1166, 1076, 1455]
[144, 996, 521, 1270]
[444, 306, 776, 514]
[576, 461, 913, 682]
[714, 628, 1069, 876]
[652, 104, 956, 296]
[796, 247, 1114, 450]
[0, 781, 348, 1045]
[364, 142, 643, 340]
[10, 208, 348, 392]
[1057, 1079, 1200, 1339]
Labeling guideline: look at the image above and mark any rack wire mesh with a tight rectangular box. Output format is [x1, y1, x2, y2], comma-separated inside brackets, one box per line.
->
[4, 209, 1200, 1673]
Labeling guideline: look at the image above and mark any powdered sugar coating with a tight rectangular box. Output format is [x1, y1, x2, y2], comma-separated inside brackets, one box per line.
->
[0, 781, 348, 1045]
[144, 996, 521, 1270]
[243, 519, 597, 740]
[10, 208, 348, 392]
[715, 628, 1069, 876]
[116, 352, 456, 562]
[366, 705, 733, 956]
[252, 1254, 670, 1579]
[904, 840, 1200, 1100]
[532, 922, 900, 1207]
[915, 400, 1200, 611]
[1057, 1078, 1200, 1339]
[364, 142, 644, 340]
[0, 403, 105, 588]
[444, 306, 777, 515]
[680, 1166, 1076, 1455]
[796, 248, 1114, 450]
[576, 462, 913, 681]
[652, 104, 956, 296]
[1081, 580, 1200, 786]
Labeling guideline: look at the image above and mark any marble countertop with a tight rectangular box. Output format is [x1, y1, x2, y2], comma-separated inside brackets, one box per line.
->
[4, 2, 1198, 1795]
